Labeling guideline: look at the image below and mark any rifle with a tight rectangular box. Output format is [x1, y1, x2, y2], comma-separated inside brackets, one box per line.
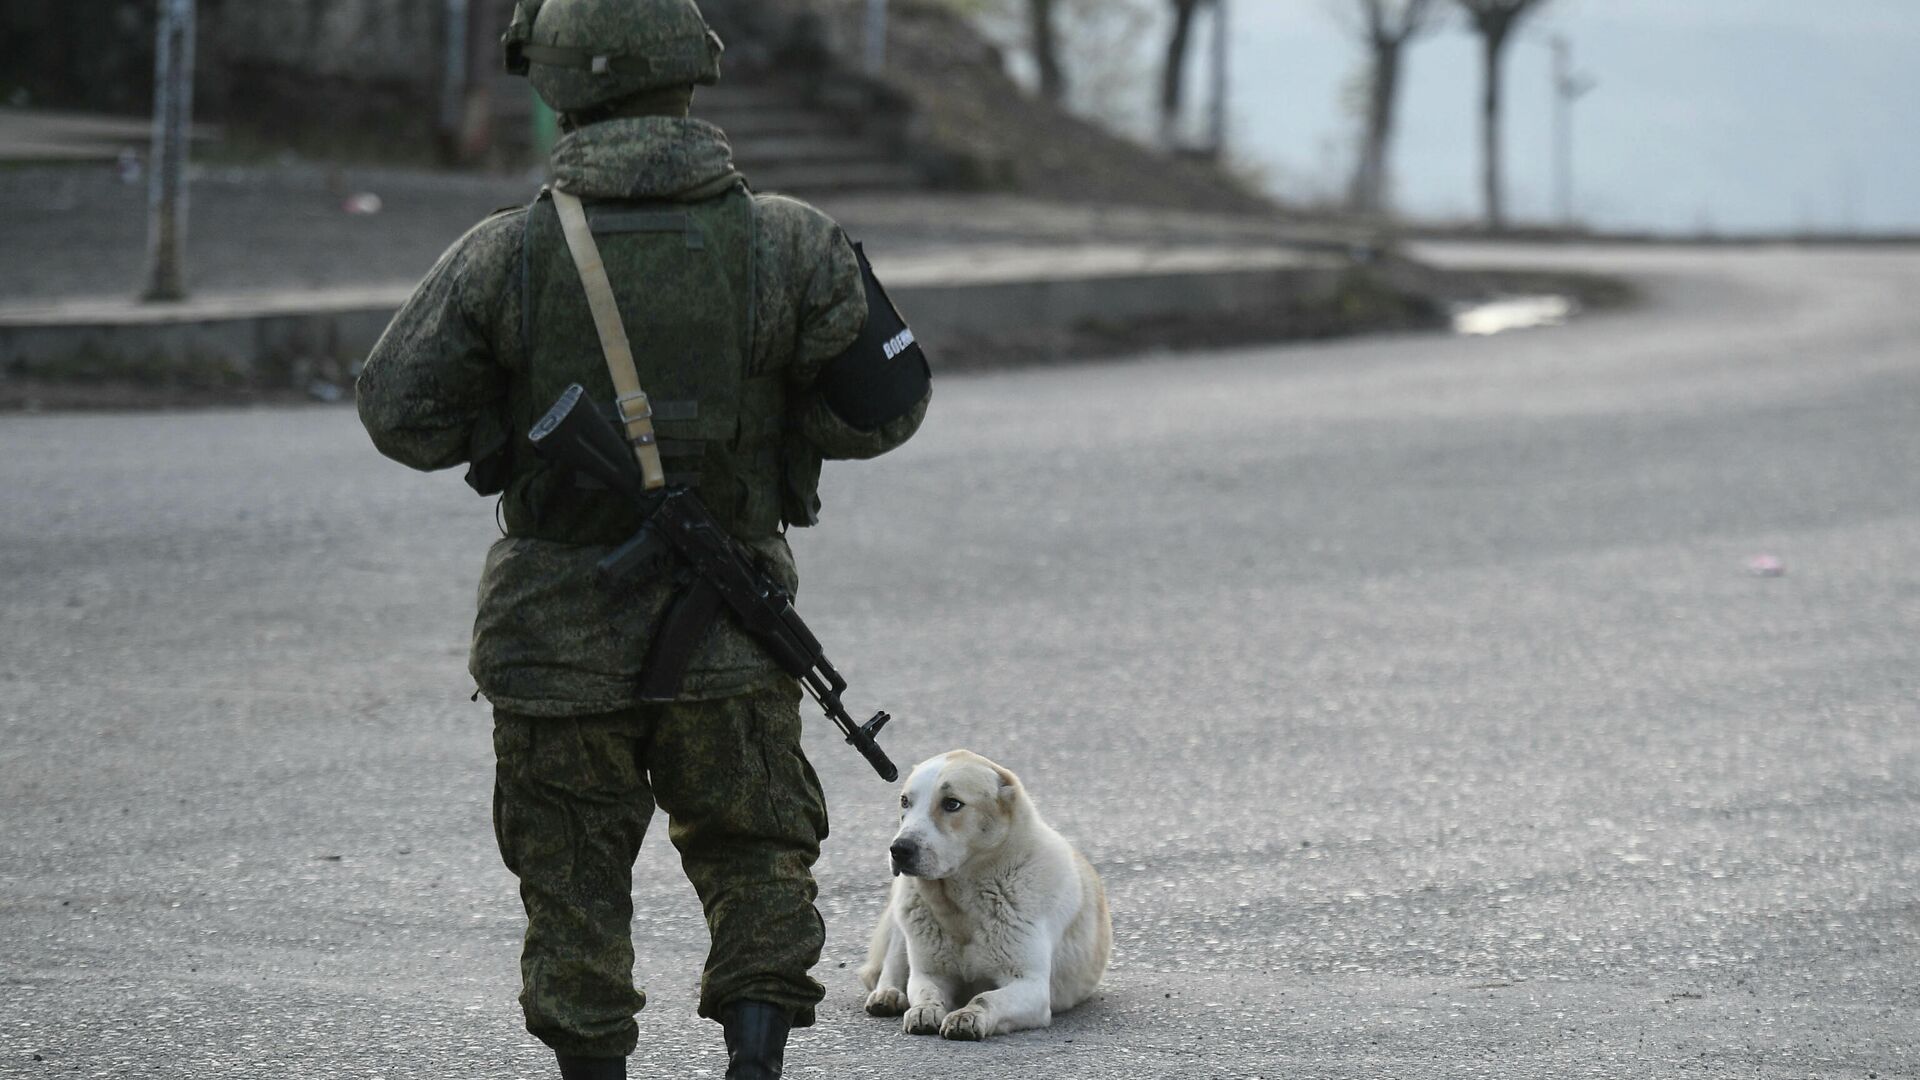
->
[528, 383, 899, 782]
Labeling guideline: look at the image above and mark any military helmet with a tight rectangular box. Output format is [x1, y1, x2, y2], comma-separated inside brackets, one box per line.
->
[502, 0, 723, 113]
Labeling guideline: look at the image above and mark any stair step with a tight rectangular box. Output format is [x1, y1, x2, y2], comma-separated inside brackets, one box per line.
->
[695, 84, 813, 111]
[744, 160, 925, 194]
[699, 109, 847, 140]
[729, 134, 896, 166]
[473, 74, 928, 193]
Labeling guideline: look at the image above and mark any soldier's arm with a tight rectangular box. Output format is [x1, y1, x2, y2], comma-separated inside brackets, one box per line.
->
[785, 215, 930, 461]
[356, 210, 523, 471]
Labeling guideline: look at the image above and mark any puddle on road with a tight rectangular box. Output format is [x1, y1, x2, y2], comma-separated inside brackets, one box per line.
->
[1451, 294, 1577, 336]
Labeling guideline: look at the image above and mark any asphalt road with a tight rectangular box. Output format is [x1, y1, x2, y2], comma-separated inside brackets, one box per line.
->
[3, 244, 1917, 1078]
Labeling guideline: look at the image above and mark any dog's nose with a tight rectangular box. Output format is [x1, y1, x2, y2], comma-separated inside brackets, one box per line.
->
[889, 840, 916, 869]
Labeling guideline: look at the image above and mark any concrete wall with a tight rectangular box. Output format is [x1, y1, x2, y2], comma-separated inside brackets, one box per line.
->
[0, 0, 452, 140]
[0, 1, 154, 114]
[0, 258, 1372, 388]
[212, 0, 445, 85]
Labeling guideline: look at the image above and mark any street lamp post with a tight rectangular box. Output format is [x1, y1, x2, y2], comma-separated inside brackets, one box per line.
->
[440, 0, 469, 160]
[141, 0, 196, 302]
[1208, 0, 1229, 159]
[864, 0, 888, 75]
[1550, 35, 1596, 230]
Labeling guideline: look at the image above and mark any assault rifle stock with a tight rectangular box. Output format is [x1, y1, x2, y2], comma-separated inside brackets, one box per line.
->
[528, 383, 899, 782]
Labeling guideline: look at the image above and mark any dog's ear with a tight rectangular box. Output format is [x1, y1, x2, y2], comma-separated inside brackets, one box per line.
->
[991, 762, 1022, 802]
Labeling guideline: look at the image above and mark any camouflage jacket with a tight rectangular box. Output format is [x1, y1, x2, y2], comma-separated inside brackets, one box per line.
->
[357, 118, 928, 714]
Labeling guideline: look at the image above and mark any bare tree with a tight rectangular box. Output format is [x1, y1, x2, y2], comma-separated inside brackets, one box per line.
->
[1455, 0, 1553, 230]
[1029, 0, 1067, 103]
[1057, 0, 1160, 134]
[1338, 0, 1442, 216]
[1159, 0, 1211, 146]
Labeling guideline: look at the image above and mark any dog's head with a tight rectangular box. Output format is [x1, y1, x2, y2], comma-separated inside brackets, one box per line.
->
[888, 750, 1024, 880]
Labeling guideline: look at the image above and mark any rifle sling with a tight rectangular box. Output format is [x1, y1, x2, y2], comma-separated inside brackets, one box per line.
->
[553, 188, 718, 699]
[550, 187, 668, 491]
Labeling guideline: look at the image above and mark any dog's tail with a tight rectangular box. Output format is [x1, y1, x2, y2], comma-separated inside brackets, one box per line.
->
[857, 905, 895, 991]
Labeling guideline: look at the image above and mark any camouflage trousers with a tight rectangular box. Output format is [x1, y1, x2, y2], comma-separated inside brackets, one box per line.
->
[491, 679, 829, 1059]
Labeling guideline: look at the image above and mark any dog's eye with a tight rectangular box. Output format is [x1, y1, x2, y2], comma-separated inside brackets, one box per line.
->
[941, 798, 964, 813]
[899, 795, 910, 810]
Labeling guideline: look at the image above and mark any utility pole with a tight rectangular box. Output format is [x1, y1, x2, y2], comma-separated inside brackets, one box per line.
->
[439, 0, 469, 162]
[865, 0, 889, 75]
[1550, 35, 1596, 230]
[1208, 0, 1230, 159]
[141, 0, 195, 302]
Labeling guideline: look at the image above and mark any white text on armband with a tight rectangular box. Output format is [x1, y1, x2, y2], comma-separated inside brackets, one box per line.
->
[882, 328, 916, 360]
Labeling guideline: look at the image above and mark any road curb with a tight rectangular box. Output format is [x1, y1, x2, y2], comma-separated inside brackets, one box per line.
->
[0, 253, 1372, 390]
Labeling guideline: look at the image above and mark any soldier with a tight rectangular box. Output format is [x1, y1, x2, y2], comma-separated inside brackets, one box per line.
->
[354, 0, 931, 1077]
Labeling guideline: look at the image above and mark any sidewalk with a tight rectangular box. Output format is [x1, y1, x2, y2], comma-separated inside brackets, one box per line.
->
[0, 158, 1394, 391]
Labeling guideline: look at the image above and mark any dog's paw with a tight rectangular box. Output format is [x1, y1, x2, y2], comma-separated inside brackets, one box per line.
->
[902, 1004, 947, 1036]
[939, 1007, 991, 1042]
[864, 986, 908, 1017]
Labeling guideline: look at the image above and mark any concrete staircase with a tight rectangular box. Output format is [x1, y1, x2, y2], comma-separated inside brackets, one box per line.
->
[481, 76, 925, 196]
[692, 81, 926, 196]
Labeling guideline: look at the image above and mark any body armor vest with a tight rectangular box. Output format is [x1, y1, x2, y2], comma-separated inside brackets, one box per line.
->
[503, 185, 785, 545]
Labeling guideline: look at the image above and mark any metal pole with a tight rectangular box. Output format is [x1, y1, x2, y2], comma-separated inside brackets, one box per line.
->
[1550, 35, 1595, 230]
[864, 0, 888, 75]
[440, 0, 469, 146]
[141, 0, 195, 302]
[1208, 0, 1228, 159]
[1551, 37, 1570, 228]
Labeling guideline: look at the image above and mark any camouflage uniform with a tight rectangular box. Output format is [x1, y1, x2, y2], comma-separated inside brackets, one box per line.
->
[357, 116, 927, 1059]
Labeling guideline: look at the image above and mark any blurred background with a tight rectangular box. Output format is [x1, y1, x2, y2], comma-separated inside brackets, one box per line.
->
[9, 0, 1914, 381]
[4, 0, 1916, 235]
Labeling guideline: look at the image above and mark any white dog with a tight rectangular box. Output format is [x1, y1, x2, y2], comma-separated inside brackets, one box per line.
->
[857, 750, 1112, 1040]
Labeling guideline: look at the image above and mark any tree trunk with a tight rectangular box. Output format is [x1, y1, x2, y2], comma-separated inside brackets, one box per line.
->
[1030, 0, 1066, 104]
[1348, 40, 1402, 215]
[1478, 24, 1508, 231]
[1160, 0, 1203, 145]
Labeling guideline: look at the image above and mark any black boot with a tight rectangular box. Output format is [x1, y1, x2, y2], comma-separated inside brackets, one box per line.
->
[720, 1001, 791, 1080]
[554, 1053, 625, 1080]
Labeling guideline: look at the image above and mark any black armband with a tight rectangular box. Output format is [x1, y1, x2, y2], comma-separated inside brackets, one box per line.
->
[817, 243, 931, 431]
